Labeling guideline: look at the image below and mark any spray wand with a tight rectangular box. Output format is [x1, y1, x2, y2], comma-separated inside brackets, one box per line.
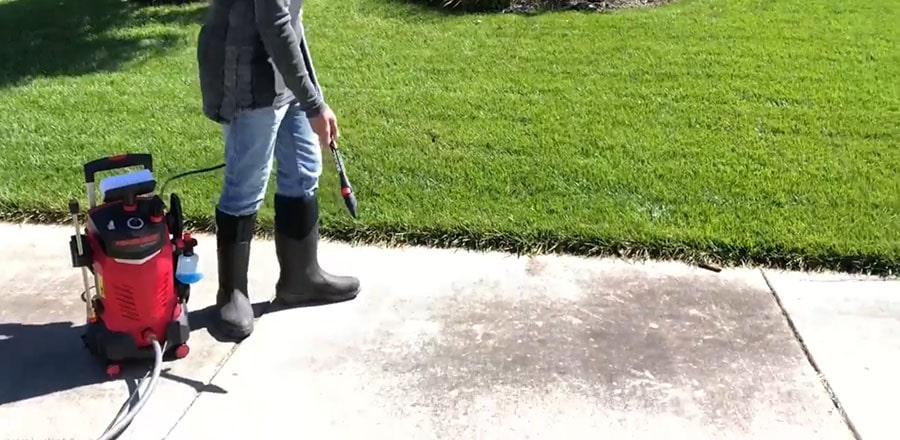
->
[298, 33, 358, 218]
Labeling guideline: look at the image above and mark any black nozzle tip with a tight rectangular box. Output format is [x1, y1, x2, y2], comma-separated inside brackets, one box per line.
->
[344, 194, 358, 218]
[68, 199, 79, 215]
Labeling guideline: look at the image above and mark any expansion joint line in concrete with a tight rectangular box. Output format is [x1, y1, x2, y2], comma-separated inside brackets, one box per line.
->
[759, 269, 863, 440]
[161, 341, 244, 439]
[161, 296, 284, 437]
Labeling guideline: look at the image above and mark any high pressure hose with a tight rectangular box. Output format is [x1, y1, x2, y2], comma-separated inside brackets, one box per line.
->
[95, 337, 166, 440]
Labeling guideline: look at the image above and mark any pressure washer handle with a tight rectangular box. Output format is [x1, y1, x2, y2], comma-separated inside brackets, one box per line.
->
[83, 154, 153, 184]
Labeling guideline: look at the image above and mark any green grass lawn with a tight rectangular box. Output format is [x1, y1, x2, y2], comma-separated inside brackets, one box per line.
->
[0, 0, 898, 274]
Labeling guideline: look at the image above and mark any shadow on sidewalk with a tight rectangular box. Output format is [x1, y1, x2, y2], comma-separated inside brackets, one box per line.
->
[187, 301, 271, 343]
[189, 296, 354, 343]
[0, 309, 221, 406]
[0, 297, 339, 405]
[0, 321, 111, 405]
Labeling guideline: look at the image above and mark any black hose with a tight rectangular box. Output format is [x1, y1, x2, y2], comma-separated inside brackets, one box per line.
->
[158, 163, 225, 196]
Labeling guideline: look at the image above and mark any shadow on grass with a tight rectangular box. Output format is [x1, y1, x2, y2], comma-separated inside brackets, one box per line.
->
[0, 0, 207, 88]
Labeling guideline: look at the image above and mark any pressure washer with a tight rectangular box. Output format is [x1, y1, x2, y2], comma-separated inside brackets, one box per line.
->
[68, 147, 355, 440]
[69, 153, 200, 440]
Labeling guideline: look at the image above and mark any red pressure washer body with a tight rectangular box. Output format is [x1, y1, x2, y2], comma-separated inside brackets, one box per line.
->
[69, 154, 196, 377]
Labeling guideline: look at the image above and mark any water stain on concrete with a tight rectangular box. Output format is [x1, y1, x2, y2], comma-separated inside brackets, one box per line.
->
[359, 265, 829, 437]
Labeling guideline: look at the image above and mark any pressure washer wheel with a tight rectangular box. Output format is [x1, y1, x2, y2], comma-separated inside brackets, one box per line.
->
[106, 364, 121, 378]
[173, 344, 190, 359]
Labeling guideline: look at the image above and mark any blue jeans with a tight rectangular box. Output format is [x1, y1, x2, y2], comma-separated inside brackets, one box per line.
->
[216, 103, 322, 217]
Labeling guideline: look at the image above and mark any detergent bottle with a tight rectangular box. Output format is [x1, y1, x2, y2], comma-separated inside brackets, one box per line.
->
[175, 233, 203, 285]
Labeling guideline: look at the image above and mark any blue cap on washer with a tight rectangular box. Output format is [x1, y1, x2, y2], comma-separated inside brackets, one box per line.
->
[99, 169, 155, 198]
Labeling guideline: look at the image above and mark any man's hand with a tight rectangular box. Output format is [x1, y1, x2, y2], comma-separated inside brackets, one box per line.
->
[308, 105, 339, 149]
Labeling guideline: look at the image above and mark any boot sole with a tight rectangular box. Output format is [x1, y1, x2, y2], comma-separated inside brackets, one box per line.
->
[211, 320, 254, 342]
[273, 287, 361, 309]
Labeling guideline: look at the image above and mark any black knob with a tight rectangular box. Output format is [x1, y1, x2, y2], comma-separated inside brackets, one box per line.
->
[152, 197, 165, 217]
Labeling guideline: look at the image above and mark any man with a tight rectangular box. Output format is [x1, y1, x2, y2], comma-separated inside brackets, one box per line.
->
[196, 0, 360, 341]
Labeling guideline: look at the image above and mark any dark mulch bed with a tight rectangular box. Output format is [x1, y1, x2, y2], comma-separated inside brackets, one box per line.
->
[504, 0, 675, 14]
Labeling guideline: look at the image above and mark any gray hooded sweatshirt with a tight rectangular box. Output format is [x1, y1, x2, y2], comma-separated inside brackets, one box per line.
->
[197, 0, 324, 123]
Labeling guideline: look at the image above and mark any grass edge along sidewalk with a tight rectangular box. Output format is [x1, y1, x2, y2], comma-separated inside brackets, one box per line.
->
[1, 203, 896, 277]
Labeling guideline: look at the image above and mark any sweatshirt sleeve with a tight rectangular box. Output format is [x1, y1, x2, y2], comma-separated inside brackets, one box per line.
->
[254, 0, 325, 117]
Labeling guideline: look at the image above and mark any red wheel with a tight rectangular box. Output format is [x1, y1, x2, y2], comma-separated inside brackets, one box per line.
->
[106, 364, 121, 378]
[174, 344, 190, 359]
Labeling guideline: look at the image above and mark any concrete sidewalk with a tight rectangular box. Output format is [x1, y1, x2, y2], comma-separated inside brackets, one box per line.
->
[0, 221, 895, 439]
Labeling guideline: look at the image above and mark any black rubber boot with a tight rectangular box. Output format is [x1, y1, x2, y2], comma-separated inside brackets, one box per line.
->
[214, 208, 256, 340]
[273, 194, 360, 306]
